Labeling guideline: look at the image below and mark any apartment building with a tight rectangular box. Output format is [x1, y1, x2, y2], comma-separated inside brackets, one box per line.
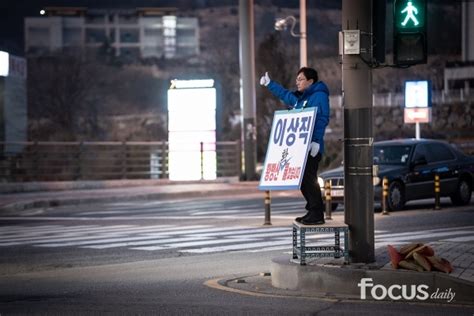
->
[24, 7, 200, 59]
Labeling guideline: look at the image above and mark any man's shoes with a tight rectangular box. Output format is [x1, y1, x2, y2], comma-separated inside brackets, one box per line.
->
[295, 212, 311, 223]
[301, 217, 325, 225]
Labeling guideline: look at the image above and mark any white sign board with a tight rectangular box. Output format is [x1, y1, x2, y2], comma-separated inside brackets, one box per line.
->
[343, 30, 361, 55]
[259, 107, 317, 190]
[405, 80, 430, 108]
[167, 83, 216, 181]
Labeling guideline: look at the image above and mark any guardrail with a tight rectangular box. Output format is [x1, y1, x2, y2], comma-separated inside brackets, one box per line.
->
[453, 141, 474, 156]
[329, 88, 473, 108]
[0, 141, 241, 182]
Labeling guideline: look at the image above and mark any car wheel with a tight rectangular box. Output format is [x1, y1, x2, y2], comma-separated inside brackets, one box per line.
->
[450, 178, 472, 206]
[387, 181, 405, 211]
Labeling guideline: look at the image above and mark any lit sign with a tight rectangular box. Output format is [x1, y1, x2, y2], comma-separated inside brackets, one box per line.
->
[404, 107, 431, 124]
[167, 79, 217, 181]
[400, 1, 419, 27]
[404, 80, 431, 108]
[0, 51, 9, 77]
[0, 51, 27, 79]
[394, 0, 426, 30]
[170, 79, 214, 89]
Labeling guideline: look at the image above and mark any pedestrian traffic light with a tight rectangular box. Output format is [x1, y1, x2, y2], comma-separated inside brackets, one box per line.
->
[372, 0, 386, 64]
[393, 0, 427, 66]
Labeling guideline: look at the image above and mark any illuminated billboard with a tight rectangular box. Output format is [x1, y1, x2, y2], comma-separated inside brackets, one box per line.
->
[167, 79, 216, 180]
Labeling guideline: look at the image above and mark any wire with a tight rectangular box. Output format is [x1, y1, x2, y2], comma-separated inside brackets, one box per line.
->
[357, 53, 411, 69]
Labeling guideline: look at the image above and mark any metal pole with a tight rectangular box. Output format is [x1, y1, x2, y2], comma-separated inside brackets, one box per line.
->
[121, 141, 127, 179]
[434, 174, 441, 210]
[200, 141, 204, 180]
[264, 190, 272, 225]
[239, 0, 257, 181]
[415, 122, 420, 140]
[382, 177, 389, 215]
[299, 0, 307, 67]
[342, 0, 375, 263]
[325, 180, 332, 220]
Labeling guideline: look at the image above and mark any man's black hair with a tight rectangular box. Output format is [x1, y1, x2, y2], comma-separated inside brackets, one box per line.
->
[297, 67, 318, 83]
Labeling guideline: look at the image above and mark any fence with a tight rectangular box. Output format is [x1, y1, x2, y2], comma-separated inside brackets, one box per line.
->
[329, 88, 474, 108]
[0, 141, 241, 182]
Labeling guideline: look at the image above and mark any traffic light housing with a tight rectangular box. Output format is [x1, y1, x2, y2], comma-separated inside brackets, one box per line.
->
[393, 0, 427, 66]
[372, 0, 387, 64]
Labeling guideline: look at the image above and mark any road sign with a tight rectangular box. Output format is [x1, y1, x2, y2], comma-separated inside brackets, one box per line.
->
[259, 107, 317, 190]
[404, 107, 431, 124]
[404, 80, 432, 134]
[405, 80, 431, 108]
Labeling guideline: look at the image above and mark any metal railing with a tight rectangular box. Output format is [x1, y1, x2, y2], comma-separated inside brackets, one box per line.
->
[0, 141, 241, 182]
[329, 88, 473, 108]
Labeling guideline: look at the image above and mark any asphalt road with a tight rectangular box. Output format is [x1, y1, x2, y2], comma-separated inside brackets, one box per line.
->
[0, 194, 473, 315]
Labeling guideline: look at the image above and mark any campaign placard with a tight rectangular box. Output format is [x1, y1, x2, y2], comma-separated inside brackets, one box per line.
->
[259, 107, 317, 190]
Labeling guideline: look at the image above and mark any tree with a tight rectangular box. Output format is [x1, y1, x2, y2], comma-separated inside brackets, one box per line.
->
[256, 33, 298, 161]
[28, 53, 106, 140]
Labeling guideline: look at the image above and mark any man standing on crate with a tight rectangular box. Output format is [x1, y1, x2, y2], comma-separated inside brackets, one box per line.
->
[260, 67, 330, 225]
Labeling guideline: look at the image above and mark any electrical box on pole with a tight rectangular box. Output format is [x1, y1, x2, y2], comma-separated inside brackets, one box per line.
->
[393, 0, 427, 66]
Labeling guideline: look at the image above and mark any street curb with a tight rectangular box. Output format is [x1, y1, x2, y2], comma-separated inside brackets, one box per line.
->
[0, 187, 260, 213]
[213, 273, 474, 307]
[0, 177, 242, 194]
[271, 256, 474, 305]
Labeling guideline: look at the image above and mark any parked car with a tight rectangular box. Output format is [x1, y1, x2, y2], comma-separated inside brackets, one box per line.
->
[319, 139, 474, 211]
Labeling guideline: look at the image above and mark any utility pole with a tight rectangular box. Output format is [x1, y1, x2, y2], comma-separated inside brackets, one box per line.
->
[239, 0, 257, 180]
[342, 0, 375, 263]
[299, 0, 307, 67]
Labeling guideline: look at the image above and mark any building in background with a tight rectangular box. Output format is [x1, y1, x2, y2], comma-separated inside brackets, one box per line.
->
[24, 7, 199, 60]
[0, 51, 27, 154]
[444, 1, 474, 93]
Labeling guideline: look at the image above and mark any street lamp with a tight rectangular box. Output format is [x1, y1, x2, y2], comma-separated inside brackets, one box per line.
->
[274, 16, 298, 34]
[273, 0, 307, 67]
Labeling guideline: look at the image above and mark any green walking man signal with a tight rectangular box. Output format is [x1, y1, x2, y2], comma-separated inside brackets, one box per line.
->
[393, 0, 427, 66]
[401, 1, 419, 27]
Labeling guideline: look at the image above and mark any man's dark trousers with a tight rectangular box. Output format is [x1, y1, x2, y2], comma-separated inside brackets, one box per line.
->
[300, 152, 324, 220]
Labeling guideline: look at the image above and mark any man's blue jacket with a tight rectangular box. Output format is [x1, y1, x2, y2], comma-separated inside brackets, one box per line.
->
[266, 80, 330, 154]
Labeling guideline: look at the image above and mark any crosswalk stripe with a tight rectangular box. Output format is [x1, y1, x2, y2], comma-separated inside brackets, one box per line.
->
[181, 239, 292, 253]
[0, 225, 61, 232]
[131, 237, 258, 251]
[0, 221, 472, 255]
[0, 225, 209, 246]
[84, 236, 216, 249]
[184, 227, 288, 237]
[179, 228, 474, 254]
[441, 236, 474, 242]
[0, 225, 103, 236]
[191, 210, 241, 215]
[23, 226, 249, 247]
[0, 225, 177, 244]
[0, 225, 140, 240]
[36, 234, 181, 248]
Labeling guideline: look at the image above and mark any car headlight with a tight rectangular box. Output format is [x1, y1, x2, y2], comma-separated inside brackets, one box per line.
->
[373, 176, 381, 186]
[318, 177, 325, 188]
